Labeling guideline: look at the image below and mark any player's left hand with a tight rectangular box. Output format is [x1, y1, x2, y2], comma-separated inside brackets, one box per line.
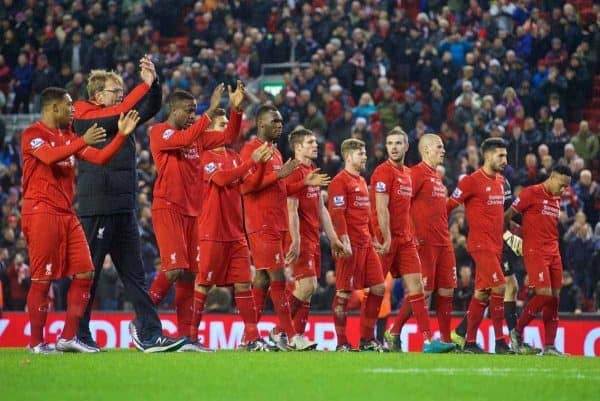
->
[118, 110, 141, 136]
[228, 80, 247, 110]
[304, 168, 331, 187]
[285, 241, 300, 265]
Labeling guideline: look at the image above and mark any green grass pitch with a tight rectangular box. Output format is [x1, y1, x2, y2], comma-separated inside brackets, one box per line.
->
[1, 350, 599, 401]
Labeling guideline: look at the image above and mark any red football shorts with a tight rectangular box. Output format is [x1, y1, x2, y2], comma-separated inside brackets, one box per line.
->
[283, 238, 320, 280]
[22, 213, 93, 280]
[524, 251, 563, 290]
[471, 250, 506, 290]
[247, 230, 286, 271]
[335, 245, 384, 291]
[153, 208, 199, 272]
[417, 242, 457, 291]
[197, 239, 252, 286]
[379, 236, 422, 278]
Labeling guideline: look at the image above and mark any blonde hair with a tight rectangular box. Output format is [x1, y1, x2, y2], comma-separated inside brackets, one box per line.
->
[386, 126, 408, 140]
[341, 138, 365, 159]
[87, 70, 124, 99]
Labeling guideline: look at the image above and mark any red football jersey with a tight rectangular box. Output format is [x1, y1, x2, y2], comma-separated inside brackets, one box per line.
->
[448, 169, 505, 253]
[511, 184, 560, 255]
[328, 169, 372, 248]
[150, 110, 242, 216]
[369, 160, 413, 240]
[198, 148, 248, 241]
[285, 163, 321, 245]
[240, 138, 288, 233]
[21, 121, 125, 215]
[411, 161, 451, 246]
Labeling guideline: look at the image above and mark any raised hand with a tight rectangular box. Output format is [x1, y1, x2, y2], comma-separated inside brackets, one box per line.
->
[207, 83, 225, 117]
[228, 80, 247, 110]
[83, 123, 107, 145]
[117, 110, 141, 136]
[139, 56, 156, 85]
[304, 168, 331, 186]
[276, 158, 301, 179]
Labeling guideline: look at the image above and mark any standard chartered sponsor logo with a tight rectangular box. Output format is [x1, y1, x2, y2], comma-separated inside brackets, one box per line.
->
[353, 195, 370, 207]
[486, 195, 504, 205]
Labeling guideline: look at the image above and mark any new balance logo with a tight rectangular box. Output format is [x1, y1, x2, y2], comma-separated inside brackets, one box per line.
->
[492, 272, 498, 282]
[207, 271, 213, 281]
[45, 263, 52, 276]
[275, 253, 281, 263]
[97, 227, 105, 240]
[171, 252, 177, 264]
[539, 272, 544, 282]
[196, 246, 200, 263]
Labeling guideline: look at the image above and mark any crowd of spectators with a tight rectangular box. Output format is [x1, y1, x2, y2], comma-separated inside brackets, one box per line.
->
[1, 0, 600, 317]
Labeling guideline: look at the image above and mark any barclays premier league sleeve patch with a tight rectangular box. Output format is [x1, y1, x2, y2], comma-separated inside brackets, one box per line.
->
[375, 181, 387, 193]
[512, 197, 520, 207]
[204, 162, 217, 174]
[333, 195, 345, 207]
[162, 129, 175, 140]
[451, 188, 462, 199]
[30, 138, 44, 150]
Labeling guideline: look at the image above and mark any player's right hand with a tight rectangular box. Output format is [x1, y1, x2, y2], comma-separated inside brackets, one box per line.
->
[375, 239, 391, 255]
[285, 240, 300, 265]
[304, 168, 331, 186]
[139, 55, 156, 85]
[331, 236, 349, 258]
[251, 143, 272, 163]
[117, 110, 141, 136]
[207, 83, 225, 117]
[82, 123, 107, 145]
[277, 158, 301, 178]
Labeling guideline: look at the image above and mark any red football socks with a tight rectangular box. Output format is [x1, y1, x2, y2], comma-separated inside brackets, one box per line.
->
[148, 270, 172, 306]
[436, 294, 454, 343]
[175, 280, 194, 337]
[190, 290, 207, 342]
[360, 293, 383, 340]
[62, 277, 92, 340]
[408, 293, 432, 341]
[290, 294, 310, 334]
[332, 295, 349, 345]
[390, 297, 412, 335]
[466, 297, 487, 343]
[515, 294, 553, 333]
[252, 286, 268, 323]
[542, 296, 559, 346]
[27, 281, 51, 347]
[269, 280, 296, 336]
[235, 290, 260, 342]
[490, 293, 505, 341]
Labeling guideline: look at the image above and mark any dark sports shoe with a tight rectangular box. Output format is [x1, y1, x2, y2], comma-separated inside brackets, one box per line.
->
[240, 339, 273, 352]
[509, 328, 524, 353]
[128, 320, 144, 351]
[463, 342, 486, 354]
[359, 338, 385, 352]
[336, 343, 355, 352]
[78, 336, 105, 352]
[495, 339, 515, 355]
[383, 329, 402, 352]
[140, 335, 186, 353]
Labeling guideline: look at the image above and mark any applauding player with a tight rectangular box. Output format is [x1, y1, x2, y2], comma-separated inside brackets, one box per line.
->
[507, 166, 572, 356]
[146, 82, 245, 351]
[240, 105, 302, 350]
[372, 129, 454, 353]
[447, 138, 513, 354]
[329, 139, 386, 352]
[284, 128, 347, 350]
[22, 88, 139, 353]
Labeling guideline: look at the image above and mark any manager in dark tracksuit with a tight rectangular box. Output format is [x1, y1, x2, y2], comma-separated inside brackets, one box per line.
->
[73, 57, 184, 352]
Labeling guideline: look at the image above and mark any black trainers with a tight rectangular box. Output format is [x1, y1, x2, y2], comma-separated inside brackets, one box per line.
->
[79, 336, 104, 352]
[463, 342, 486, 354]
[240, 339, 272, 352]
[359, 338, 385, 352]
[336, 343, 355, 352]
[140, 335, 186, 353]
[495, 339, 515, 355]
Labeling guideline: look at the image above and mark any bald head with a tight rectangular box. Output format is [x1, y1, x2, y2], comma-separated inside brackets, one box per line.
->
[418, 134, 445, 167]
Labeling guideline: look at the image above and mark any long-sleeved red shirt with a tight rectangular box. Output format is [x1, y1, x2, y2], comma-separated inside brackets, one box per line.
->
[21, 120, 126, 215]
[150, 109, 242, 216]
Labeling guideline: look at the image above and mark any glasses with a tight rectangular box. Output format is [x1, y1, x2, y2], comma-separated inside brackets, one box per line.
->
[103, 88, 124, 95]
